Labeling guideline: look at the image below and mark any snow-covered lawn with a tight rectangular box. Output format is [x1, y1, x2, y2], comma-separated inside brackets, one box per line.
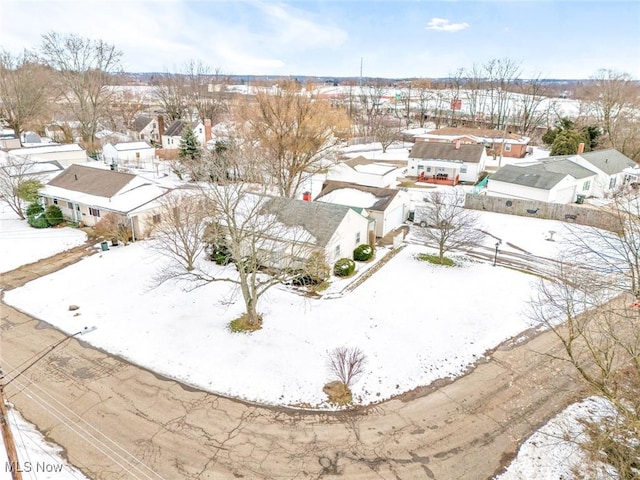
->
[3, 205, 574, 408]
[496, 397, 618, 480]
[0, 408, 90, 480]
[0, 208, 87, 274]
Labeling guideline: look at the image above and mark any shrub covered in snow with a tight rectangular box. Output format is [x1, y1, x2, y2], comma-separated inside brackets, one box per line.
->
[353, 244, 374, 262]
[334, 258, 355, 277]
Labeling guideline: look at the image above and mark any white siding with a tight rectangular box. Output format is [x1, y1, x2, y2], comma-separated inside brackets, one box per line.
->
[326, 209, 370, 264]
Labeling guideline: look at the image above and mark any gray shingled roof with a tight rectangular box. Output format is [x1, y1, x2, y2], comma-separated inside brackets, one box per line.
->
[489, 164, 569, 190]
[538, 158, 596, 179]
[48, 164, 135, 197]
[579, 149, 636, 175]
[163, 119, 201, 138]
[315, 180, 399, 212]
[263, 196, 352, 247]
[409, 142, 485, 163]
[133, 116, 153, 132]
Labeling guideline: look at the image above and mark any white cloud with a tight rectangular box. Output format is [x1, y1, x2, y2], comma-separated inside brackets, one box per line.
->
[426, 17, 469, 32]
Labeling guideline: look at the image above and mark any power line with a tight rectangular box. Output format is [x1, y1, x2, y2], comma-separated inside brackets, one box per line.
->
[2, 358, 169, 480]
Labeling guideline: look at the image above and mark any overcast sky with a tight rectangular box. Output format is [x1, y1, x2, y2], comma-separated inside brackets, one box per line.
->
[1, 0, 639, 79]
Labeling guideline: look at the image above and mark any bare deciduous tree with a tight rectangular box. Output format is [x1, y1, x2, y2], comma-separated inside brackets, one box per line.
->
[415, 188, 485, 263]
[0, 50, 50, 138]
[528, 196, 640, 477]
[93, 212, 133, 245]
[40, 32, 122, 150]
[371, 116, 400, 153]
[578, 69, 640, 161]
[154, 151, 325, 327]
[242, 80, 350, 198]
[530, 263, 640, 478]
[151, 191, 208, 271]
[327, 346, 367, 388]
[0, 155, 44, 219]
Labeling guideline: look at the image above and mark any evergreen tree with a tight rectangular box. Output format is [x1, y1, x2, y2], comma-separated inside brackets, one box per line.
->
[178, 124, 202, 163]
[551, 130, 582, 156]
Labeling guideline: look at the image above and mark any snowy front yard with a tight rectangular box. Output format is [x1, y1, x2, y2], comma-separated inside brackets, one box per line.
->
[6, 234, 540, 408]
[0, 208, 87, 274]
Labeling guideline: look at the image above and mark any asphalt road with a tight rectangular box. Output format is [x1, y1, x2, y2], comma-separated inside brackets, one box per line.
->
[0, 243, 586, 480]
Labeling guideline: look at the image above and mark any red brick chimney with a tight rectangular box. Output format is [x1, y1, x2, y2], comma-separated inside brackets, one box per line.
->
[204, 118, 212, 142]
[455, 139, 461, 150]
[157, 115, 165, 140]
[577, 142, 585, 154]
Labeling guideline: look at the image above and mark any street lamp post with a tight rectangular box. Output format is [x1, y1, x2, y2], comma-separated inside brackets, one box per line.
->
[493, 240, 502, 266]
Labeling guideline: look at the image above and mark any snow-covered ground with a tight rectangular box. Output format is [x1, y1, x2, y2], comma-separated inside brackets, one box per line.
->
[0, 408, 90, 480]
[495, 397, 617, 480]
[4, 205, 571, 408]
[0, 208, 87, 273]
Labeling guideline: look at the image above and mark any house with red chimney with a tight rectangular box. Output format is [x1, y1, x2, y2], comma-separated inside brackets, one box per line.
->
[161, 119, 212, 150]
[407, 141, 488, 185]
[413, 127, 531, 159]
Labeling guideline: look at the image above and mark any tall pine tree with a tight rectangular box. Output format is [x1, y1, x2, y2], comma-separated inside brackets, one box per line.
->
[178, 124, 202, 163]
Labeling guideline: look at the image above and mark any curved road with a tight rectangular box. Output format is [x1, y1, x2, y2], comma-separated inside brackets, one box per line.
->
[0, 243, 585, 480]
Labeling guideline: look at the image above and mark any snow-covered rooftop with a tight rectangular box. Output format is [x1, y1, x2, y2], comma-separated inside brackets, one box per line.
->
[316, 187, 380, 209]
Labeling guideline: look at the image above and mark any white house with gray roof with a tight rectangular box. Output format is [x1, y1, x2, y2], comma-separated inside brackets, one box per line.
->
[486, 148, 636, 204]
[261, 196, 372, 267]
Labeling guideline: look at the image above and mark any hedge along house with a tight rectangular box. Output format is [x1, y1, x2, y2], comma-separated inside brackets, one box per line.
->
[314, 180, 410, 238]
[407, 141, 488, 185]
[39, 164, 170, 240]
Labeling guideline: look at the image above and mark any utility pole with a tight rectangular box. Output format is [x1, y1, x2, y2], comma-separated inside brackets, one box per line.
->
[0, 374, 22, 480]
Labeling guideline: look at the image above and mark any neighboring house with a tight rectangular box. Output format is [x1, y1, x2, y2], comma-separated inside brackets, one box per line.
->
[40, 164, 170, 239]
[326, 156, 403, 188]
[414, 127, 531, 159]
[487, 163, 589, 204]
[0, 131, 21, 149]
[102, 141, 155, 166]
[569, 149, 637, 198]
[131, 116, 160, 143]
[161, 119, 211, 150]
[260, 196, 372, 268]
[8, 144, 89, 167]
[0, 151, 65, 183]
[314, 180, 410, 238]
[486, 149, 636, 204]
[407, 141, 488, 185]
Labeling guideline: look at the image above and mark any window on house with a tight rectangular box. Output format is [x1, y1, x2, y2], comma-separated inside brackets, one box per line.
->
[355, 232, 361, 244]
[426, 166, 432, 173]
[460, 164, 468, 173]
[67, 201, 73, 209]
[417, 165, 424, 172]
[504, 143, 512, 152]
[140, 134, 145, 139]
[89, 207, 100, 217]
[152, 214, 161, 224]
[334, 245, 340, 258]
[53, 198, 58, 205]
[583, 180, 591, 191]
[609, 177, 617, 189]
